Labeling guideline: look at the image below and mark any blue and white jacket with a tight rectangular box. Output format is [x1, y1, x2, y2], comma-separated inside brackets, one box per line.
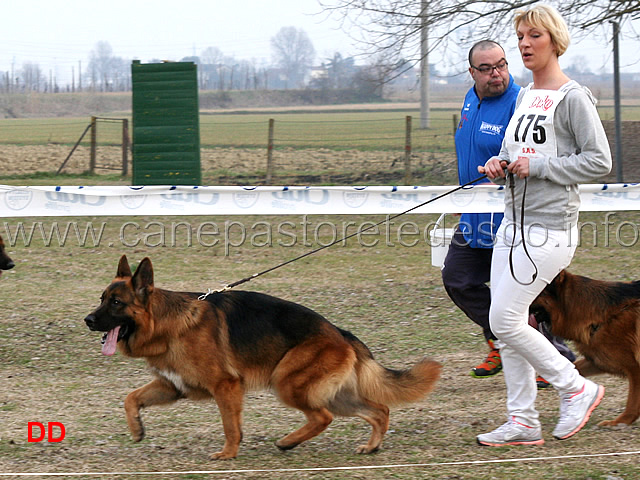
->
[454, 75, 520, 248]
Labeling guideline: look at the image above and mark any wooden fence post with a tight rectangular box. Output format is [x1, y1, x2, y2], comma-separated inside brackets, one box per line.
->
[266, 118, 274, 184]
[89, 116, 97, 174]
[122, 119, 129, 176]
[404, 115, 412, 185]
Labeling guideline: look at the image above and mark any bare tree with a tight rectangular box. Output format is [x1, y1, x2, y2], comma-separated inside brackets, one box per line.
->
[20, 62, 43, 92]
[323, 0, 638, 67]
[236, 59, 256, 90]
[201, 46, 224, 66]
[271, 26, 316, 89]
[111, 57, 130, 91]
[200, 46, 224, 90]
[321, 0, 640, 126]
[87, 41, 118, 91]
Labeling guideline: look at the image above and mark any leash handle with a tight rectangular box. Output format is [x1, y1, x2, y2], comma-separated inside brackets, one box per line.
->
[507, 173, 538, 286]
[209, 175, 489, 294]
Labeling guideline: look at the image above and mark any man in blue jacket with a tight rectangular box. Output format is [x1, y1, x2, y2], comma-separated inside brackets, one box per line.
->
[442, 41, 574, 383]
[442, 40, 518, 378]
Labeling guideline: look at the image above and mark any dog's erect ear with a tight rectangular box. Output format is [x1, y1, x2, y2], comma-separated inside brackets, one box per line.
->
[117, 255, 132, 278]
[131, 257, 154, 302]
[542, 270, 566, 300]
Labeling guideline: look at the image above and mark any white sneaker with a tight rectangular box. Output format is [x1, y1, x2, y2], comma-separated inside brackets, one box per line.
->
[477, 417, 544, 446]
[553, 379, 605, 440]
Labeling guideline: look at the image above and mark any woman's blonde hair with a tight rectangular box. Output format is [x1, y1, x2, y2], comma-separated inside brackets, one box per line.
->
[514, 4, 571, 56]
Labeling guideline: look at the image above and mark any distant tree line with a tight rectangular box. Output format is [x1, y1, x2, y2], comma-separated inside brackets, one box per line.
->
[3, 20, 628, 97]
[0, 26, 423, 96]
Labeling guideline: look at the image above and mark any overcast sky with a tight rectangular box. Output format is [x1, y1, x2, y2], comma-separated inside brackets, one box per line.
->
[1, 0, 354, 84]
[1, 0, 638, 85]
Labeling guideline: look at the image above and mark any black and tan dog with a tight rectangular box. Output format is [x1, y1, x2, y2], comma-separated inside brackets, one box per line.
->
[532, 269, 640, 427]
[0, 234, 15, 278]
[85, 255, 441, 459]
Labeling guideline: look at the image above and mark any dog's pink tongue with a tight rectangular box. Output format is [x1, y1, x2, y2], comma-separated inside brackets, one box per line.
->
[102, 326, 121, 356]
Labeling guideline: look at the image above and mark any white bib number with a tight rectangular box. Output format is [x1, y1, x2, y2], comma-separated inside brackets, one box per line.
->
[506, 88, 568, 162]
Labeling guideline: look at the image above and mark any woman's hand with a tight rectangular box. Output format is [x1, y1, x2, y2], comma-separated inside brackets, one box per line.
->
[478, 156, 530, 180]
[478, 157, 509, 180]
[507, 156, 530, 179]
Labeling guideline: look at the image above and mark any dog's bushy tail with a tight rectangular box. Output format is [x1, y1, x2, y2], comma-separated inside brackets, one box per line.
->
[356, 350, 442, 406]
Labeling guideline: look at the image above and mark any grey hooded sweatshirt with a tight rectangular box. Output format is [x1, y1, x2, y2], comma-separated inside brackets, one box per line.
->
[493, 80, 612, 231]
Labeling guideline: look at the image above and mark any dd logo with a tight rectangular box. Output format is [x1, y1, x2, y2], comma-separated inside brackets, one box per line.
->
[28, 422, 66, 443]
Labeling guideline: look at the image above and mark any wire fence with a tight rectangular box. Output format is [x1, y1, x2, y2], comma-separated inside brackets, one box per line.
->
[1, 114, 460, 184]
[2, 114, 637, 185]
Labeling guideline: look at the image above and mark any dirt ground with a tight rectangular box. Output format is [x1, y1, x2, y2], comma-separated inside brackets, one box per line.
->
[1, 211, 640, 479]
[0, 144, 458, 186]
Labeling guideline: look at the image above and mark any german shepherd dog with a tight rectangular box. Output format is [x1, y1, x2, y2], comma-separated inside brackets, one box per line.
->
[0, 234, 15, 278]
[85, 256, 441, 459]
[532, 269, 640, 427]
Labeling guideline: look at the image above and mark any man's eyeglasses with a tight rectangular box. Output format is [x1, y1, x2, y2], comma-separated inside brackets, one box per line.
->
[471, 61, 508, 75]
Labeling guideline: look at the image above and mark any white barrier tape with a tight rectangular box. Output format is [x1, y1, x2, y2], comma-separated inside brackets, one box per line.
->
[1, 183, 639, 217]
[1, 450, 639, 476]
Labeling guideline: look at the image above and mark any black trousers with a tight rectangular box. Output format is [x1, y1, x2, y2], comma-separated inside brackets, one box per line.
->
[441, 228, 495, 342]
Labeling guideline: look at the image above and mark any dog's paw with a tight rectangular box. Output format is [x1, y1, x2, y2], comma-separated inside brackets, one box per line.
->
[598, 419, 633, 428]
[210, 450, 237, 460]
[275, 439, 298, 451]
[355, 444, 379, 455]
[597, 419, 617, 427]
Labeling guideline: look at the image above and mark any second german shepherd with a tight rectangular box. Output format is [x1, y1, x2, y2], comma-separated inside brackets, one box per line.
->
[85, 256, 441, 459]
[532, 269, 640, 427]
[0, 234, 15, 278]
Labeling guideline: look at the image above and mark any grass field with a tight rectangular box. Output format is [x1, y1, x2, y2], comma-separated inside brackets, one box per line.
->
[0, 208, 639, 479]
[0, 109, 460, 154]
[201, 110, 458, 151]
[2, 104, 639, 150]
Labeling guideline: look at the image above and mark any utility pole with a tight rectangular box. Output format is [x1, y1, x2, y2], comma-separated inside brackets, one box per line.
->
[611, 21, 623, 182]
[420, 0, 430, 129]
[10, 57, 15, 93]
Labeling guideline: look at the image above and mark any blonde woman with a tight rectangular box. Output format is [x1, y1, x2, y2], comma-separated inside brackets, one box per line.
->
[477, 4, 612, 446]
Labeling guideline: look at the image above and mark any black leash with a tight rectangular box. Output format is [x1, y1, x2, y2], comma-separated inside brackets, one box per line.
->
[199, 175, 489, 299]
[507, 172, 538, 286]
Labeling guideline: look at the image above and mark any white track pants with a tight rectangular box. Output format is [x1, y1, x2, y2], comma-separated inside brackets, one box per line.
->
[489, 222, 583, 427]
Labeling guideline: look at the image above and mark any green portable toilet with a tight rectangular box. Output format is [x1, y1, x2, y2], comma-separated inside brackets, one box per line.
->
[131, 60, 201, 185]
